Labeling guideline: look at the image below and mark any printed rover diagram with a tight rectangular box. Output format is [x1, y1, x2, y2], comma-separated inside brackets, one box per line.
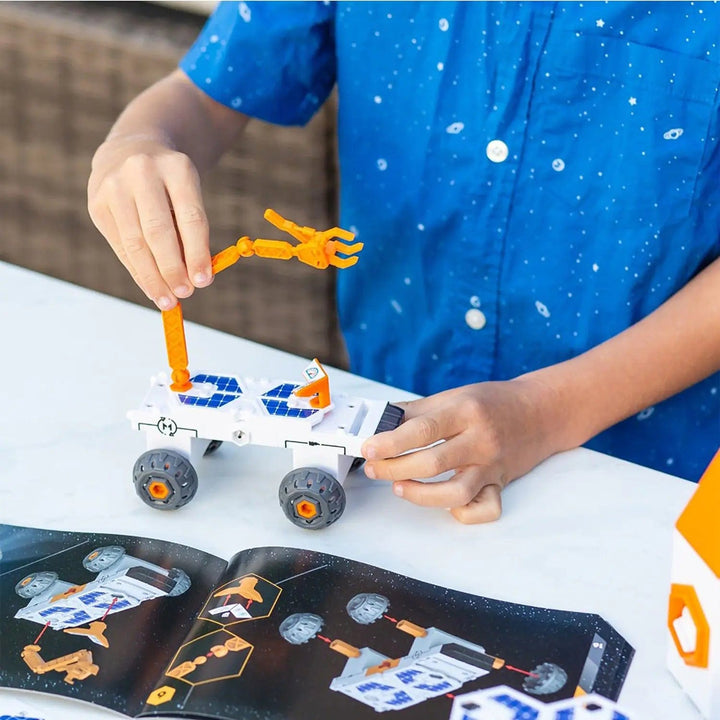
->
[279, 593, 569, 713]
[147, 572, 281, 703]
[13, 545, 190, 684]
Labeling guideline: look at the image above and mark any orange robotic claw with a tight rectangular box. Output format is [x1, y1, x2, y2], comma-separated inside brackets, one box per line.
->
[161, 210, 362, 393]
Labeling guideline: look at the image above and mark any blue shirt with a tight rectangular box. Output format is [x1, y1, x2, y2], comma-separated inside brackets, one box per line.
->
[181, 1, 720, 481]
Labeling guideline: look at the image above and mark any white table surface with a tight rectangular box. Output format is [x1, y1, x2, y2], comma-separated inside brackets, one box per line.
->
[0, 261, 701, 719]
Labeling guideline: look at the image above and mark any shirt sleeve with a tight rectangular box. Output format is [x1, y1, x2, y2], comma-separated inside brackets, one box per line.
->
[179, 1, 336, 126]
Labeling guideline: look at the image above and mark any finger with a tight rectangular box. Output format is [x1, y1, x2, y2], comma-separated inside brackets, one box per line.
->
[392, 466, 496, 509]
[134, 177, 193, 298]
[450, 483, 503, 524]
[362, 403, 465, 461]
[90, 206, 146, 292]
[365, 434, 468, 481]
[163, 159, 212, 288]
[107, 194, 177, 310]
[394, 387, 466, 420]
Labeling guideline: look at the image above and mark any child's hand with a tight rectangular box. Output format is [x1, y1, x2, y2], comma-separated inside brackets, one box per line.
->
[361, 377, 565, 524]
[87, 136, 213, 310]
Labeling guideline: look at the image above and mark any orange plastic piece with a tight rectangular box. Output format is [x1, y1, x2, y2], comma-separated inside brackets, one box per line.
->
[396, 620, 428, 638]
[212, 209, 363, 271]
[668, 583, 710, 668]
[213, 576, 264, 603]
[676, 447, 720, 578]
[367, 657, 402, 675]
[295, 499, 319, 519]
[293, 358, 331, 409]
[329, 639, 361, 659]
[210, 237, 253, 275]
[51, 584, 87, 603]
[166, 660, 196, 679]
[160, 210, 361, 392]
[148, 481, 170, 500]
[161, 304, 191, 392]
[263, 208, 363, 267]
[21, 645, 99, 684]
[64, 621, 109, 649]
[225, 636, 251, 652]
[147, 685, 176, 706]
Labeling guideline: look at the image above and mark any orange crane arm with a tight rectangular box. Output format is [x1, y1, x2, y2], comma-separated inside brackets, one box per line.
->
[161, 209, 361, 393]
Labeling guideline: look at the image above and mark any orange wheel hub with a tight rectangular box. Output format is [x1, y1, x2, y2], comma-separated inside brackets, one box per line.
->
[296, 499, 319, 519]
[148, 481, 170, 500]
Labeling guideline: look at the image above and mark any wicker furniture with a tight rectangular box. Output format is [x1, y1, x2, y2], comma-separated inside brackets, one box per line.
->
[0, 1, 346, 366]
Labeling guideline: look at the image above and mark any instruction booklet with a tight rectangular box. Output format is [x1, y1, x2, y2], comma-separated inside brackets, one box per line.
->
[0, 523, 634, 718]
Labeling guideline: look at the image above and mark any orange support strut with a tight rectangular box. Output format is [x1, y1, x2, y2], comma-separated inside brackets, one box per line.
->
[161, 304, 191, 392]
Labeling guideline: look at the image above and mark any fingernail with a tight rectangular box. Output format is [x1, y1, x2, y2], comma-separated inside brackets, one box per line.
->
[364, 464, 376, 479]
[193, 272, 211, 286]
[393, 483, 404, 497]
[157, 296, 174, 310]
[363, 444, 378, 460]
[174, 284, 192, 297]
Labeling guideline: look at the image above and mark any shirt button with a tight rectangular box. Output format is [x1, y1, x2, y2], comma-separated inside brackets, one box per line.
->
[486, 139, 509, 163]
[465, 308, 487, 330]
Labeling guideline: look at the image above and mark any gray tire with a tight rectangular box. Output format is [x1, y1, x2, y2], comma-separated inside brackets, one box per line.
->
[279, 613, 324, 644]
[15, 571, 58, 598]
[83, 546, 126, 572]
[278, 467, 346, 530]
[133, 449, 198, 510]
[523, 662, 568, 695]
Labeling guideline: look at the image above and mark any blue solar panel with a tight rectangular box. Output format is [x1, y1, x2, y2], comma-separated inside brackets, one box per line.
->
[191, 374, 242, 394]
[179, 375, 243, 408]
[180, 393, 240, 408]
[262, 398, 317, 419]
[263, 383, 299, 399]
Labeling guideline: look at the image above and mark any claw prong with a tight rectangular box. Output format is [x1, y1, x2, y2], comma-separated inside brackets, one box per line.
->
[334, 240, 364, 255]
[330, 255, 360, 269]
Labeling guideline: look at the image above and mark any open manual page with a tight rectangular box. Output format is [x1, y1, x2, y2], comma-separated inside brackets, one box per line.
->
[0, 524, 634, 719]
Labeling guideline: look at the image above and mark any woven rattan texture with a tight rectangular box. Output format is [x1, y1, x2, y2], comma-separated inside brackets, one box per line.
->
[0, 1, 346, 366]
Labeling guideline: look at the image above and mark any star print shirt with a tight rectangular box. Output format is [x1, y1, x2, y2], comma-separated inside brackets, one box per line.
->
[181, 1, 720, 480]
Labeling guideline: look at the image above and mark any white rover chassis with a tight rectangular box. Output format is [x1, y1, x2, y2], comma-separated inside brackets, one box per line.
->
[128, 369, 403, 529]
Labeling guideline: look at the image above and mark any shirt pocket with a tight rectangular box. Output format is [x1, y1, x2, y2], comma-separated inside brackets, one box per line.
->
[524, 34, 720, 227]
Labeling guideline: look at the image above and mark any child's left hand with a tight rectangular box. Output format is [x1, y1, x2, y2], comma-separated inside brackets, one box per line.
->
[361, 377, 567, 524]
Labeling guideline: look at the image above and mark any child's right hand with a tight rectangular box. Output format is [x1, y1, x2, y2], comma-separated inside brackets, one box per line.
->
[87, 136, 213, 310]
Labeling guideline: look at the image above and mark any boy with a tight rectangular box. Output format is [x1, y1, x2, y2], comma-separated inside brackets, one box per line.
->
[88, 2, 720, 523]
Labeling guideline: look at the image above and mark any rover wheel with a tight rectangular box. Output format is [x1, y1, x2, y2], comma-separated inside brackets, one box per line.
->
[133, 449, 198, 510]
[167, 567, 191, 597]
[278, 467, 346, 530]
[83, 546, 126, 573]
[15, 571, 58, 598]
[523, 662, 568, 695]
[203, 439, 223, 456]
[279, 613, 324, 644]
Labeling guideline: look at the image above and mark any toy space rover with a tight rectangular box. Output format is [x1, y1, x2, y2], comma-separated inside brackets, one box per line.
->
[14, 545, 190, 632]
[128, 210, 403, 530]
[279, 592, 569, 713]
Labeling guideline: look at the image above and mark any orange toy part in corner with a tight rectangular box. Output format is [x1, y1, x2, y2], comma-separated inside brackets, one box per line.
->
[676, 447, 720, 578]
[161, 304, 192, 392]
[668, 583, 710, 668]
[293, 358, 331, 409]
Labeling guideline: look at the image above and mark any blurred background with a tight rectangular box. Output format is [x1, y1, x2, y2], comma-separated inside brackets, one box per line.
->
[0, 1, 347, 367]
